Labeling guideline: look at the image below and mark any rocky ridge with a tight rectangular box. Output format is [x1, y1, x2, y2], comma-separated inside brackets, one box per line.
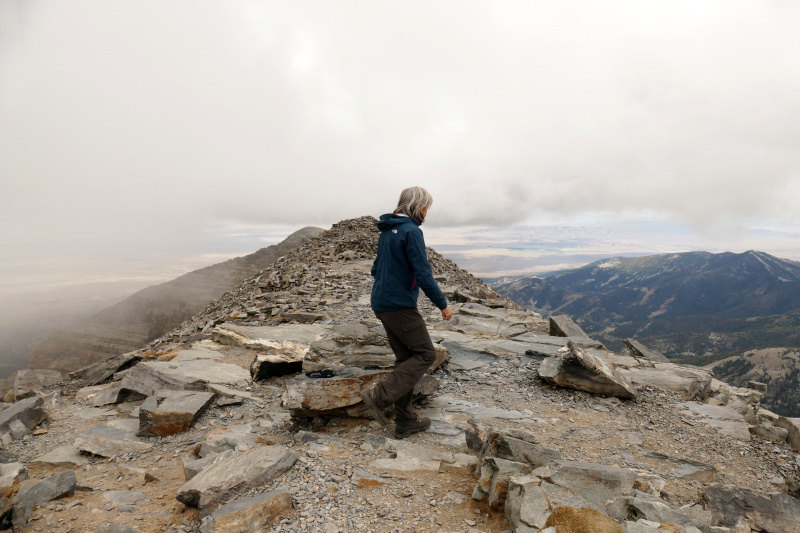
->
[0, 217, 797, 533]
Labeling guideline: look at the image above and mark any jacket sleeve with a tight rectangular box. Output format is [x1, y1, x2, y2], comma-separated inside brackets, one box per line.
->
[405, 229, 448, 310]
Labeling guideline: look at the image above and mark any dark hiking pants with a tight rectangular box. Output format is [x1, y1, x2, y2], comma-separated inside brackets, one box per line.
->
[372, 307, 436, 428]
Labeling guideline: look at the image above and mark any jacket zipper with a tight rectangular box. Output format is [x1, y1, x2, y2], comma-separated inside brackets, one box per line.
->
[411, 278, 417, 289]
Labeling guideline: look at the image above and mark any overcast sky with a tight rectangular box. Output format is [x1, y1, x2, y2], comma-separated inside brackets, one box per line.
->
[3, 1, 800, 282]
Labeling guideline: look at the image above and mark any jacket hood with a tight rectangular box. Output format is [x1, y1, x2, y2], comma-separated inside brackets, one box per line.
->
[376, 213, 419, 232]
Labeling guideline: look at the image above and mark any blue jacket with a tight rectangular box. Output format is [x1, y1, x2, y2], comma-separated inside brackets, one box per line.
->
[370, 214, 448, 312]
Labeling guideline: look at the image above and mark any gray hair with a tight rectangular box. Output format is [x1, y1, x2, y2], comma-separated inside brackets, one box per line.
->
[394, 186, 433, 223]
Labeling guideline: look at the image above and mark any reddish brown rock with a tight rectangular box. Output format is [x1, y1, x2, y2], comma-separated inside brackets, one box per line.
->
[138, 390, 215, 437]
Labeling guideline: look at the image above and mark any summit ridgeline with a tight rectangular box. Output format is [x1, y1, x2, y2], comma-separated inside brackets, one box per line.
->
[0, 216, 797, 533]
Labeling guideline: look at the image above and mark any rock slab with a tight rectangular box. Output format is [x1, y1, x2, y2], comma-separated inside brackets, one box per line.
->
[176, 445, 298, 517]
[619, 363, 712, 400]
[704, 483, 800, 533]
[74, 423, 152, 457]
[623, 338, 669, 363]
[68, 350, 142, 386]
[546, 461, 636, 511]
[138, 389, 215, 437]
[538, 342, 637, 400]
[11, 470, 76, 529]
[30, 446, 88, 468]
[281, 367, 389, 416]
[549, 315, 588, 338]
[199, 489, 292, 533]
[0, 396, 49, 444]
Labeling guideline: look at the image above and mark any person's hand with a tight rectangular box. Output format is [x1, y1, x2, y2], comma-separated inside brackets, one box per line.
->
[441, 306, 453, 321]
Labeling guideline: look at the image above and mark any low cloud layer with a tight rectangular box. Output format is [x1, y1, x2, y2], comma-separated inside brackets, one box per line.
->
[2, 1, 800, 261]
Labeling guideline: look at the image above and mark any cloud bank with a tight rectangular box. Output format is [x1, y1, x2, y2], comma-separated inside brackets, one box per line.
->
[2, 0, 800, 260]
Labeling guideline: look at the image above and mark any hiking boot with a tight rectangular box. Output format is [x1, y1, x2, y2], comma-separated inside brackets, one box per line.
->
[394, 417, 431, 439]
[360, 384, 390, 427]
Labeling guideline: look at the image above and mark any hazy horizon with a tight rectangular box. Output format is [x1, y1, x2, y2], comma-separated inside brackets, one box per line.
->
[3, 2, 800, 278]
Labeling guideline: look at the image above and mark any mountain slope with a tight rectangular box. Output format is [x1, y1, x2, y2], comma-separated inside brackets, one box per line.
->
[25, 227, 323, 374]
[497, 250, 800, 324]
[494, 250, 800, 416]
[707, 348, 800, 417]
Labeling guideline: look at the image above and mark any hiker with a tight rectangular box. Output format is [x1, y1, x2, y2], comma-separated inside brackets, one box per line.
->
[360, 186, 454, 439]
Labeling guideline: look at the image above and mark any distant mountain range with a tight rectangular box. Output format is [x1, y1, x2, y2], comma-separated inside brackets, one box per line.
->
[493, 250, 800, 416]
[24, 227, 323, 375]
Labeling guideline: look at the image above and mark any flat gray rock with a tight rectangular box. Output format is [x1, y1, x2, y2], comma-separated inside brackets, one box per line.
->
[641, 451, 718, 483]
[171, 347, 225, 362]
[91, 383, 145, 407]
[546, 460, 636, 510]
[441, 341, 499, 370]
[138, 389, 215, 437]
[618, 364, 712, 400]
[623, 338, 670, 363]
[438, 315, 527, 338]
[11, 470, 75, 529]
[549, 315, 588, 338]
[182, 450, 235, 480]
[0, 395, 49, 444]
[119, 359, 250, 399]
[69, 351, 142, 386]
[74, 423, 152, 457]
[31, 446, 88, 468]
[514, 333, 605, 349]
[176, 445, 298, 517]
[302, 338, 395, 372]
[679, 402, 750, 440]
[704, 483, 800, 532]
[426, 395, 528, 420]
[117, 363, 205, 399]
[539, 342, 637, 400]
[199, 489, 292, 533]
[213, 323, 327, 347]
